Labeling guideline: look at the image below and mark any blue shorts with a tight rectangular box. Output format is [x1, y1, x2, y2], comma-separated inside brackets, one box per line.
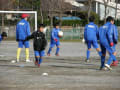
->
[50, 41, 60, 48]
[34, 50, 45, 57]
[87, 40, 99, 49]
[18, 41, 29, 48]
[100, 43, 115, 55]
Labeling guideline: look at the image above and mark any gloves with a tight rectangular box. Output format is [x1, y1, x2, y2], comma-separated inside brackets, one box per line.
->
[54, 38, 58, 42]
[110, 42, 114, 47]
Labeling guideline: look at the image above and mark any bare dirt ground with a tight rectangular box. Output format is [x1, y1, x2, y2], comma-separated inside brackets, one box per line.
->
[0, 41, 120, 90]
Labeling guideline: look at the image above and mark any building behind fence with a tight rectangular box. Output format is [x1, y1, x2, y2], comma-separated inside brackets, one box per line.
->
[0, 26, 120, 41]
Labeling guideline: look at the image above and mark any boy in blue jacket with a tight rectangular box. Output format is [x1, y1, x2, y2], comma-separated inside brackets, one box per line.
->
[16, 14, 31, 62]
[47, 23, 61, 56]
[84, 16, 101, 62]
[99, 16, 117, 70]
[108, 19, 118, 66]
[0, 32, 7, 43]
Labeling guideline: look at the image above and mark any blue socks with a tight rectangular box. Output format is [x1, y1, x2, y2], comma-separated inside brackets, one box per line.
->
[98, 51, 102, 56]
[35, 57, 42, 64]
[56, 47, 60, 54]
[107, 54, 116, 65]
[38, 58, 42, 64]
[87, 50, 90, 60]
[48, 47, 52, 54]
[101, 56, 105, 68]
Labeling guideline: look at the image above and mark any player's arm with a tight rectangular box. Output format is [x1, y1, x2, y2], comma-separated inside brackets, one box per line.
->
[113, 26, 118, 44]
[84, 25, 87, 42]
[16, 24, 19, 41]
[26, 22, 31, 36]
[24, 32, 35, 41]
[107, 25, 114, 46]
[51, 29, 58, 41]
[96, 25, 99, 40]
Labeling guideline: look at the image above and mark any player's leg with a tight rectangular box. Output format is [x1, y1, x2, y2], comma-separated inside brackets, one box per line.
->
[16, 41, 23, 62]
[111, 45, 118, 66]
[38, 50, 45, 67]
[105, 47, 116, 70]
[55, 41, 60, 56]
[86, 41, 92, 62]
[93, 41, 102, 56]
[24, 41, 30, 62]
[100, 44, 106, 70]
[34, 51, 40, 66]
[47, 42, 55, 56]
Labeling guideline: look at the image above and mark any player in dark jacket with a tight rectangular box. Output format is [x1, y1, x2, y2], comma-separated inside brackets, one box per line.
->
[0, 32, 7, 43]
[25, 24, 47, 67]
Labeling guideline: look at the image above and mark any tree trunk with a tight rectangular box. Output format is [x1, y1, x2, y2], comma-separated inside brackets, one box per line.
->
[1, 14, 4, 33]
[40, 8, 44, 24]
[115, 0, 118, 20]
[88, 0, 92, 23]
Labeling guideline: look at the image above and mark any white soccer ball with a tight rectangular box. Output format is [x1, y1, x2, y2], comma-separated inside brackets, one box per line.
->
[42, 73, 48, 76]
[11, 60, 16, 63]
[58, 31, 63, 37]
[82, 38, 85, 43]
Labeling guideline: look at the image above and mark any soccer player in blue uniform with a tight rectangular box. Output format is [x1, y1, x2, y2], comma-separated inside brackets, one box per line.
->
[24, 24, 47, 67]
[16, 14, 31, 62]
[84, 16, 101, 62]
[109, 19, 118, 66]
[98, 16, 118, 70]
[47, 23, 61, 56]
[0, 32, 7, 43]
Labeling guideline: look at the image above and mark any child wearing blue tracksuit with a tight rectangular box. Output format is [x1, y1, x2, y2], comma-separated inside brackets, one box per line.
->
[98, 16, 118, 70]
[47, 23, 61, 56]
[0, 32, 7, 43]
[84, 16, 101, 62]
[110, 20, 119, 66]
[16, 14, 31, 62]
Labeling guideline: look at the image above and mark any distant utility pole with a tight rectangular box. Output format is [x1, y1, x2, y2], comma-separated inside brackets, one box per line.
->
[115, 0, 118, 20]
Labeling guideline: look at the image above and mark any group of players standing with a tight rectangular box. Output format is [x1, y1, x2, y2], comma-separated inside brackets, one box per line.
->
[0, 14, 119, 70]
[84, 16, 119, 70]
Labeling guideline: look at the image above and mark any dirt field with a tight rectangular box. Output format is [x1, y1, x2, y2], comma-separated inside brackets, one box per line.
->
[0, 41, 120, 90]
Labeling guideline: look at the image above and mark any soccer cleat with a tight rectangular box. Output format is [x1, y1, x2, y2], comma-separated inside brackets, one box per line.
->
[99, 67, 107, 71]
[55, 53, 59, 56]
[16, 59, 19, 63]
[35, 61, 38, 66]
[47, 53, 51, 56]
[110, 61, 118, 66]
[38, 64, 40, 68]
[26, 59, 31, 62]
[85, 59, 90, 63]
[105, 64, 112, 70]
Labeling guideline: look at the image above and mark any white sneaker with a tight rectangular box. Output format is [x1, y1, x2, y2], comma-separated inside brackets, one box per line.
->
[105, 64, 112, 70]
[85, 59, 90, 63]
[16, 59, 19, 63]
[26, 59, 31, 62]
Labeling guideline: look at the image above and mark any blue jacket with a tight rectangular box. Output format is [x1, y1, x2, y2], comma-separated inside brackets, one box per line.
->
[16, 19, 31, 40]
[107, 24, 118, 44]
[98, 22, 111, 45]
[84, 22, 98, 41]
[51, 28, 60, 41]
[0, 35, 2, 43]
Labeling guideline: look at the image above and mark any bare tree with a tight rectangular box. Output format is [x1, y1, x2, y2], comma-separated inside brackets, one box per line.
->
[41, 0, 72, 27]
[87, 0, 93, 23]
[103, 0, 110, 23]
[115, 0, 118, 20]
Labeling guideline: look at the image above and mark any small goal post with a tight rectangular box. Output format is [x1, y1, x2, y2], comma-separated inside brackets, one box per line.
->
[0, 10, 37, 30]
